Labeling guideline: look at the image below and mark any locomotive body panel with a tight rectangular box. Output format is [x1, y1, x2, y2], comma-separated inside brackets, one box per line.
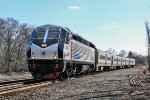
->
[71, 40, 95, 63]
[30, 43, 58, 60]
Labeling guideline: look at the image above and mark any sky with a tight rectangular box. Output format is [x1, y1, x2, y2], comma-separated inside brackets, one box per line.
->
[0, 0, 150, 55]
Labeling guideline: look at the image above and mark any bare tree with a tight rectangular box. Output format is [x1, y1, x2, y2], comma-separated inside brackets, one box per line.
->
[118, 50, 127, 57]
[0, 17, 33, 74]
[0, 19, 5, 70]
[106, 48, 117, 55]
[145, 21, 150, 69]
[132, 52, 145, 64]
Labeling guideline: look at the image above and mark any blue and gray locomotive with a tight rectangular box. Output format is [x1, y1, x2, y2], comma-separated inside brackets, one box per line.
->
[27, 24, 135, 79]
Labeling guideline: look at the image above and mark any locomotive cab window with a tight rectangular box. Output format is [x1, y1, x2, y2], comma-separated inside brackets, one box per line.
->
[43, 27, 61, 46]
[34, 28, 46, 39]
[77, 36, 83, 43]
[66, 33, 70, 41]
[47, 29, 60, 43]
[33, 28, 46, 47]
[47, 29, 60, 39]
[65, 32, 70, 44]
[90, 43, 95, 48]
[72, 34, 77, 40]
[59, 28, 66, 43]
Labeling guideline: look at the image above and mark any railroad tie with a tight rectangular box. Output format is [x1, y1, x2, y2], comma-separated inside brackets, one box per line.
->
[128, 74, 142, 87]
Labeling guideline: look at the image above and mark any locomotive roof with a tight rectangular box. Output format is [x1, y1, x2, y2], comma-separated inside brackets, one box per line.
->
[36, 24, 95, 47]
[37, 24, 62, 28]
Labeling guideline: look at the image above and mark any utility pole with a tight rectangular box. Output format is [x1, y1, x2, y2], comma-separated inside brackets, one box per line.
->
[145, 21, 150, 70]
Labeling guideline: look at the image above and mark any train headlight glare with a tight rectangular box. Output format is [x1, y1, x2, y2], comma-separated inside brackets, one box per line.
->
[41, 43, 47, 48]
[53, 56, 57, 59]
[32, 56, 35, 59]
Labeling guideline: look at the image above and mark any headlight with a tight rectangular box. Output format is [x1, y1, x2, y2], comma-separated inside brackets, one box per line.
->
[31, 56, 35, 59]
[53, 56, 57, 59]
[31, 52, 35, 59]
[41, 43, 47, 48]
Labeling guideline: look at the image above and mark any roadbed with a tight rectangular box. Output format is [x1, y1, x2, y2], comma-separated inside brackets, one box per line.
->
[0, 66, 150, 100]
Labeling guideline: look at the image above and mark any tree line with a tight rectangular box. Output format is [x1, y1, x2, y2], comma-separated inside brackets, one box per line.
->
[0, 17, 34, 74]
[107, 48, 146, 65]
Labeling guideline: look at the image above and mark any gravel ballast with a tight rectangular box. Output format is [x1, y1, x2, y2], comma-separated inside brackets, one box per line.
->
[0, 66, 149, 100]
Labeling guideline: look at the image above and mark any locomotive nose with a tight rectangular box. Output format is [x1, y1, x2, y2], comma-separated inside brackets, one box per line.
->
[30, 43, 58, 59]
[41, 43, 47, 48]
[41, 51, 46, 55]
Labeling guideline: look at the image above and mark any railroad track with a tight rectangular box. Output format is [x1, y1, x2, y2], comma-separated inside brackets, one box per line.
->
[0, 67, 135, 95]
[0, 79, 54, 95]
[0, 76, 32, 83]
[128, 74, 142, 87]
[0, 72, 96, 95]
[0, 74, 90, 95]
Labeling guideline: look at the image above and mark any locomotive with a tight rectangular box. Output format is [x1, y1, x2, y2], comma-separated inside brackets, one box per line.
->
[27, 24, 135, 79]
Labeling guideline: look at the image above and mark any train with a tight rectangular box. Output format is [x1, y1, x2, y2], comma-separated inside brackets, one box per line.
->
[27, 24, 135, 79]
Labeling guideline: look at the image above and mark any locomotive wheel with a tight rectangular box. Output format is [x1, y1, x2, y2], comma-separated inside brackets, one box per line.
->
[58, 72, 66, 79]
[58, 71, 69, 79]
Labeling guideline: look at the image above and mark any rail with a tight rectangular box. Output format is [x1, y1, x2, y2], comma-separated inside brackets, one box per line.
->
[0, 79, 53, 95]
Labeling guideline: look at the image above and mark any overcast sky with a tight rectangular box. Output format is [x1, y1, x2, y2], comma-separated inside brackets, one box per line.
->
[0, 0, 150, 55]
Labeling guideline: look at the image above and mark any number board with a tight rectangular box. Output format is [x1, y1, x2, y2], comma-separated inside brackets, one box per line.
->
[49, 27, 60, 32]
[37, 28, 46, 32]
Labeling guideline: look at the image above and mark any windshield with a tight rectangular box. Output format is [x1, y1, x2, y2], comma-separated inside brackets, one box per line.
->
[33, 27, 60, 47]
[47, 31, 59, 39]
[46, 28, 60, 44]
[33, 28, 46, 47]
[43, 28, 60, 46]
[34, 28, 46, 39]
